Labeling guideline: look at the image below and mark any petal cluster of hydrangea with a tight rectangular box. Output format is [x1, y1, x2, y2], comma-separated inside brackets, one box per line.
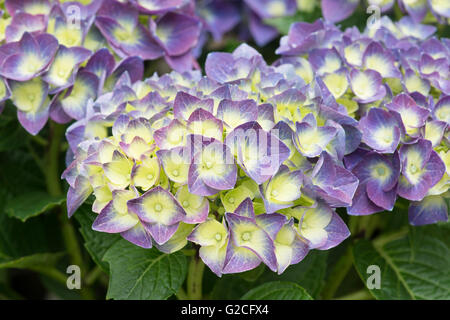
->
[277, 16, 449, 225]
[0, 0, 207, 71]
[63, 16, 449, 275]
[0, 0, 317, 135]
[0, 29, 143, 134]
[63, 43, 354, 275]
[321, 0, 449, 24]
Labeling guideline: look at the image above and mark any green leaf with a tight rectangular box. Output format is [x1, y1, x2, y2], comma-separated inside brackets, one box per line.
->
[353, 224, 450, 300]
[103, 239, 187, 300]
[5, 192, 65, 222]
[74, 205, 121, 273]
[0, 207, 63, 258]
[0, 102, 27, 152]
[241, 281, 313, 300]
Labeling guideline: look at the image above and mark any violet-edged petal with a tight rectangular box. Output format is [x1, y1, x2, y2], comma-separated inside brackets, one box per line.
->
[95, 1, 163, 60]
[187, 108, 223, 142]
[298, 202, 350, 250]
[188, 140, 237, 195]
[386, 93, 430, 138]
[102, 150, 133, 189]
[429, 0, 450, 18]
[403, 68, 430, 97]
[362, 41, 401, 78]
[322, 0, 359, 23]
[67, 176, 93, 218]
[92, 190, 139, 233]
[255, 212, 287, 240]
[225, 213, 277, 272]
[408, 195, 449, 226]
[43, 45, 92, 91]
[273, 219, 309, 274]
[225, 121, 290, 184]
[59, 71, 98, 120]
[245, 0, 296, 19]
[293, 116, 337, 158]
[173, 91, 214, 121]
[127, 186, 185, 225]
[84, 48, 116, 94]
[359, 107, 401, 153]
[5, 0, 51, 16]
[424, 120, 447, 147]
[260, 165, 303, 213]
[398, 139, 446, 201]
[150, 12, 201, 56]
[131, 156, 160, 191]
[433, 95, 450, 125]
[347, 182, 384, 215]
[309, 48, 342, 76]
[157, 147, 189, 185]
[9, 77, 49, 135]
[307, 151, 359, 207]
[349, 68, 386, 103]
[248, 11, 278, 47]
[187, 219, 228, 276]
[155, 222, 194, 254]
[222, 241, 261, 274]
[352, 151, 400, 210]
[216, 99, 257, 130]
[5, 13, 46, 42]
[197, 0, 240, 41]
[120, 222, 153, 249]
[1, 32, 58, 81]
[205, 52, 254, 84]
[176, 185, 209, 224]
[141, 221, 180, 246]
[132, 0, 184, 14]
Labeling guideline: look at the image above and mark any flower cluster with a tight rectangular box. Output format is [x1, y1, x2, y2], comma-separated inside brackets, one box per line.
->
[277, 16, 449, 225]
[63, 15, 448, 275]
[322, 0, 450, 24]
[0, 0, 317, 135]
[0, 30, 143, 134]
[63, 43, 354, 275]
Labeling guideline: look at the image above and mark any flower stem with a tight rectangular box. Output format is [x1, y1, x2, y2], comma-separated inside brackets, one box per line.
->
[45, 121, 64, 197]
[321, 244, 354, 299]
[44, 121, 94, 299]
[335, 289, 373, 300]
[176, 287, 188, 300]
[187, 254, 205, 300]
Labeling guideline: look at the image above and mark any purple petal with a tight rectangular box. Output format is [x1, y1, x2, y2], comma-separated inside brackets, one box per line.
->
[150, 12, 201, 56]
[120, 223, 153, 248]
[408, 196, 449, 226]
[322, 0, 359, 23]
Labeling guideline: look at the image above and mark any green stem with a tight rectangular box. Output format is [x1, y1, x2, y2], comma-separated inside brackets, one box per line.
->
[45, 121, 64, 197]
[176, 287, 188, 300]
[187, 255, 205, 300]
[321, 244, 354, 300]
[335, 289, 373, 300]
[85, 266, 103, 287]
[44, 121, 94, 299]
[30, 134, 48, 147]
[373, 227, 409, 249]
